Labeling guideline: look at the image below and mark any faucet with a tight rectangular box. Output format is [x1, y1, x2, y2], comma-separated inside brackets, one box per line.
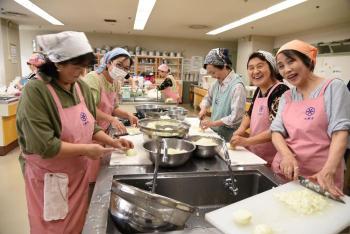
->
[220, 137, 239, 195]
[146, 138, 168, 193]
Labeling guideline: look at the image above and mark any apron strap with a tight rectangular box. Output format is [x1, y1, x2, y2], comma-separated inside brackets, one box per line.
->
[320, 79, 334, 96]
[75, 82, 87, 106]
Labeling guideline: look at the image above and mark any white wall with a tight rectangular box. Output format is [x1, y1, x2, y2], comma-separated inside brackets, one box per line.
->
[0, 18, 22, 86]
[19, 29, 237, 76]
[274, 23, 350, 48]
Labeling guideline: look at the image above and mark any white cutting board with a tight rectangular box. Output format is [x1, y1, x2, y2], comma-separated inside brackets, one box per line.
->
[109, 134, 152, 166]
[218, 146, 267, 166]
[205, 181, 350, 234]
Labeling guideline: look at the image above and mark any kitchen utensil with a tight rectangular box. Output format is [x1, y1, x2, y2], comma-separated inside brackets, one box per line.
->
[205, 181, 350, 234]
[110, 180, 195, 232]
[135, 104, 168, 115]
[166, 106, 188, 121]
[298, 176, 345, 204]
[138, 118, 190, 139]
[145, 110, 169, 119]
[143, 138, 195, 167]
[187, 135, 223, 158]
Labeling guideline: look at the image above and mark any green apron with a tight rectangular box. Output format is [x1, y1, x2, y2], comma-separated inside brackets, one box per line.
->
[211, 74, 244, 141]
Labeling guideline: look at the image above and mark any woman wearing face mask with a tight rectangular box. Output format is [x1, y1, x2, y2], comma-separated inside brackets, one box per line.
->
[157, 64, 180, 103]
[230, 51, 289, 165]
[84, 47, 138, 133]
[271, 40, 350, 197]
[16, 31, 133, 234]
[84, 48, 138, 182]
[199, 48, 246, 141]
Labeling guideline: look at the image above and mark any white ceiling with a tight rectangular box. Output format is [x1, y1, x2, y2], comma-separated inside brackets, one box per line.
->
[1, 0, 350, 41]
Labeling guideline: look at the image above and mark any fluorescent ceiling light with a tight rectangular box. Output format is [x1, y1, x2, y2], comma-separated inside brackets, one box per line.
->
[134, 0, 156, 30]
[207, 0, 307, 35]
[14, 0, 64, 25]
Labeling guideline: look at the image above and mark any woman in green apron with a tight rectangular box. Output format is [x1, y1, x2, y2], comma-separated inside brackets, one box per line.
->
[199, 48, 246, 141]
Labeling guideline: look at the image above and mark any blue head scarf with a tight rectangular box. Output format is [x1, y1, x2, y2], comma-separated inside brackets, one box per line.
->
[96, 47, 130, 74]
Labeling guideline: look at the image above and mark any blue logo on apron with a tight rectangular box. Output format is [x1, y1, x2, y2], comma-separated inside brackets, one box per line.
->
[305, 107, 315, 120]
[80, 112, 89, 126]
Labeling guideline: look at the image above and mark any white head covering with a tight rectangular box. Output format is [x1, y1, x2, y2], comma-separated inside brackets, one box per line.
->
[256, 50, 278, 74]
[36, 31, 93, 63]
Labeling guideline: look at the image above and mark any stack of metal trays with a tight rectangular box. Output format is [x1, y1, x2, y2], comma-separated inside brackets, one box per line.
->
[138, 118, 190, 139]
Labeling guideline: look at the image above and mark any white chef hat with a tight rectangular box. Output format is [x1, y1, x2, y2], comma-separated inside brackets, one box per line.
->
[36, 31, 93, 63]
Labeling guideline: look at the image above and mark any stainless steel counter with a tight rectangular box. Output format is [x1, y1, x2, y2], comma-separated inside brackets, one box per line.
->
[82, 155, 284, 234]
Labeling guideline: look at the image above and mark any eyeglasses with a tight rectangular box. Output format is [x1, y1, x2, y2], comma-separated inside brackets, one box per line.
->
[113, 63, 130, 72]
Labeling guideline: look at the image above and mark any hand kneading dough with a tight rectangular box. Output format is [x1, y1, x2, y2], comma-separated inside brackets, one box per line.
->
[233, 209, 252, 225]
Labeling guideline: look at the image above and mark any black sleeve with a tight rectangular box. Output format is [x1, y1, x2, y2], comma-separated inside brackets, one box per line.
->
[267, 84, 290, 120]
[158, 78, 173, 90]
[246, 87, 260, 117]
[347, 80, 350, 91]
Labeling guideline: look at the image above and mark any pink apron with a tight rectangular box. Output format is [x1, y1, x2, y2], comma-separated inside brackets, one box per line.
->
[248, 82, 281, 165]
[272, 79, 344, 189]
[24, 81, 94, 234]
[162, 76, 179, 102]
[88, 74, 117, 182]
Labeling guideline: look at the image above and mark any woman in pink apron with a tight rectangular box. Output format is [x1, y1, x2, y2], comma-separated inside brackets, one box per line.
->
[84, 48, 138, 182]
[271, 40, 350, 197]
[157, 64, 180, 103]
[17, 31, 133, 234]
[230, 51, 289, 165]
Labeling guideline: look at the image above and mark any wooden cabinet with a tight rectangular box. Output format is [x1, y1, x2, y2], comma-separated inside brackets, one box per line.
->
[133, 56, 183, 80]
[0, 101, 18, 155]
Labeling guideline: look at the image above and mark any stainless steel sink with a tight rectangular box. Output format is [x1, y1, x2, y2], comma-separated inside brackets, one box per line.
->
[108, 170, 279, 233]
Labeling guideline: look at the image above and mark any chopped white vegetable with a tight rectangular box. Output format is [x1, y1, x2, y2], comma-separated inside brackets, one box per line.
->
[160, 148, 187, 155]
[254, 224, 274, 234]
[233, 209, 252, 225]
[125, 149, 137, 156]
[274, 189, 328, 215]
[193, 138, 218, 146]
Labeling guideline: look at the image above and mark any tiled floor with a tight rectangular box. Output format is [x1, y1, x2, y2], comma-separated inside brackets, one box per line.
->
[0, 147, 29, 234]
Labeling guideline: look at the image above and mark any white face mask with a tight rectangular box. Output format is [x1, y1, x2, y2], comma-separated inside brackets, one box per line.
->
[109, 67, 128, 80]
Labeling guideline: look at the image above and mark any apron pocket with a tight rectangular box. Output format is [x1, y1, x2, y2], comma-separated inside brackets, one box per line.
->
[43, 173, 69, 221]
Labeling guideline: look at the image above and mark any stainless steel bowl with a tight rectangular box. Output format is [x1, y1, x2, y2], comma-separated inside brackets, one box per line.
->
[144, 110, 169, 118]
[143, 138, 195, 167]
[135, 104, 167, 115]
[164, 106, 188, 121]
[110, 180, 195, 232]
[187, 135, 223, 158]
[139, 118, 190, 139]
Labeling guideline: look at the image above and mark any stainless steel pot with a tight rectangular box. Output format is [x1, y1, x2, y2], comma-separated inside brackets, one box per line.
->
[143, 138, 195, 167]
[144, 110, 169, 118]
[187, 135, 223, 158]
[110, 180, 195, 232]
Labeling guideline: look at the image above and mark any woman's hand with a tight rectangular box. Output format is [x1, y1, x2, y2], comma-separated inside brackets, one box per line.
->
[310, 167, 344, 198]
[111, 118, 127, 133]
[85, 144, 114, 160]
[230, 135, 250, 148]
[200, 119, 212, 130]
[111, 138, 134, 151]
[233, 128, 247, 137]
[128, 114, 139, 126]
[198, 109, 207, 120]
[279, 154, 299, 180]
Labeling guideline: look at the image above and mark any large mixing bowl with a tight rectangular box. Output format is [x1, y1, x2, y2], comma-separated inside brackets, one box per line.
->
[139, 118, 190, 140]
[143, 138, 195, 167]
[135, 104, 168, 115]
[110, 180, 195, 233]
[166, 106, 188, 121]
[187, 135, 223, 158]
